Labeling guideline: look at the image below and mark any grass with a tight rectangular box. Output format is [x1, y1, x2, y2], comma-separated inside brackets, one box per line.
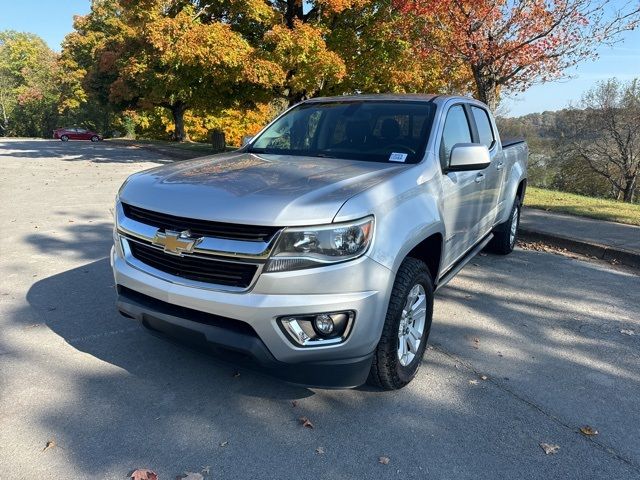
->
[524, 187, 640, 226]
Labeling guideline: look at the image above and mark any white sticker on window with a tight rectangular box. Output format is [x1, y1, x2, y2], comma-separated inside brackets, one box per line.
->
[389, 152, 408, 163]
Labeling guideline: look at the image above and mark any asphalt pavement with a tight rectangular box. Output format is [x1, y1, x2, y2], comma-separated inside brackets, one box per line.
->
[1, 139, 639, 480]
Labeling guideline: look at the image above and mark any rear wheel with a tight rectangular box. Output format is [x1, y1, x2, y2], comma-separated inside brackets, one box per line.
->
[91, 135, 99, 142]
[487, 198, 520, 254]
[60, 135, 69, 142]
[368, 257, 434, 390]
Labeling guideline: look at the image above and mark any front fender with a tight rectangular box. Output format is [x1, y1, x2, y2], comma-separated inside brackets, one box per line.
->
[334, 162, 445, 274]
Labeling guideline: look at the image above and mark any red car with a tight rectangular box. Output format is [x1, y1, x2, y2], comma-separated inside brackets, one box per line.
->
[53, 127, 103, 142]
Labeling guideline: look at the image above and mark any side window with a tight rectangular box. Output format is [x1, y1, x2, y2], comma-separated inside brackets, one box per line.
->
[440, 105, 472, 169]
[471, 106, 495, 149]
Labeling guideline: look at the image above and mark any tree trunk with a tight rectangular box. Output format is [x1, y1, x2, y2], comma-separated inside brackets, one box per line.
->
[170, 101, 188, 142]
[622, 177, 636, 203]
[472, 65, 499, 111]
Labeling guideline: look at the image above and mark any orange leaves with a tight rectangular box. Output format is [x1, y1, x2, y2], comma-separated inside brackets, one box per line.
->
[144, 11, 252, 72]
[391, 0, 637, 106]
[263, 20, 346, 96]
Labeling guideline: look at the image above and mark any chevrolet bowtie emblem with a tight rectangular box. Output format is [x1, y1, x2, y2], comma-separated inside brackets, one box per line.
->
[152, 229, 203, 256]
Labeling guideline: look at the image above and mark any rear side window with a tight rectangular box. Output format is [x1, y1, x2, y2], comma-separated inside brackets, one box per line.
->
[471, 106, 495, 149]
[440, 105, 472, 168]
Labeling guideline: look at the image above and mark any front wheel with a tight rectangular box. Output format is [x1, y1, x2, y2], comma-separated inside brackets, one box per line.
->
[91, 135, 99, 142]
[487, 199, 520, 255]
[368, 257, 434, 390]
[60, 135, 69, 142]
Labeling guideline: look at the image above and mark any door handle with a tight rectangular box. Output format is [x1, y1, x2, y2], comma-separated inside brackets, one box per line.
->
[496, 161, 505, 170]
[474, 173, 485, 183]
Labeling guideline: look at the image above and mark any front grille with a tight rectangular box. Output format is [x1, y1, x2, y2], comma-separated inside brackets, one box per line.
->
[122, 203, 279, 242]
[128, 240, 258, 288]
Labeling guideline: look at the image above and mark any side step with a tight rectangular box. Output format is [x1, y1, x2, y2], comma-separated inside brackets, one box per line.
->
[435, 233, 493, 292]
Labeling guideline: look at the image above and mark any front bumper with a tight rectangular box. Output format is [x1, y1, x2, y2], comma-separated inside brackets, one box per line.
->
[111, 246, 393, 387]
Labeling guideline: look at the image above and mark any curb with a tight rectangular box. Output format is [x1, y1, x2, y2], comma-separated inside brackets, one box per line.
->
[519, 228, 640, 270]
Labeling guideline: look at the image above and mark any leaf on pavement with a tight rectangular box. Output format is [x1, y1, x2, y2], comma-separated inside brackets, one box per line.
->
[579, 425, 599, 436]
[480, 375, 488, 381]
[177, 472, 204, 480]
[130, 469, 158, 480]
[539, 443, 560, 455]
[379, 456, 390, 465]
[42, 439, 56, 452]
[620, 329, 635, 336]
[299, 417, 314, 429]
[219, 440, 228, 447]
[315, 446, 325, 455]
[469, 379, 479, 385]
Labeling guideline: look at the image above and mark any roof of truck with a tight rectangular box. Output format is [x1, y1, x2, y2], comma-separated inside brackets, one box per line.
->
[305, 94, 478, 104]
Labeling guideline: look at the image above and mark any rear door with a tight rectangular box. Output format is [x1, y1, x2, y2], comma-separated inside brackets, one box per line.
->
[439, 104, 484, 269]
[75, 128, 89, 140]
[468, 105, 503, 235]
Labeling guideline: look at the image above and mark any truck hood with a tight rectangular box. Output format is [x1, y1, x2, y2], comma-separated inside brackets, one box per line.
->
[119, 152, 408, 226]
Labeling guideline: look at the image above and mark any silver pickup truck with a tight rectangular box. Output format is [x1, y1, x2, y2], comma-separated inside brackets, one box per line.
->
[112, 94, 527, 390]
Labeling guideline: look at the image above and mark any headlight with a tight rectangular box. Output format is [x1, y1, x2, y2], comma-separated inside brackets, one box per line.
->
[265, 216, 374, 272]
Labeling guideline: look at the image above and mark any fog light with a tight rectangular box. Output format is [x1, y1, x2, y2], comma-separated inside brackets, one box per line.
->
[278, 311, 355, 347]
[314, 314, 334, 335]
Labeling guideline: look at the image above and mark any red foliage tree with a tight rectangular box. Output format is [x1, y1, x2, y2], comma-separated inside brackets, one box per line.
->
[395, 0, 640, 109]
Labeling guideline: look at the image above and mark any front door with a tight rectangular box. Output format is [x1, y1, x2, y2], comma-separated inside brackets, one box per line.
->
[439, 104, 485, 270]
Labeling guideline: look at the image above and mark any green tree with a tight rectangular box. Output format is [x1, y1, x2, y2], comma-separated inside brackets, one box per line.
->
[0, 31, 59, 137]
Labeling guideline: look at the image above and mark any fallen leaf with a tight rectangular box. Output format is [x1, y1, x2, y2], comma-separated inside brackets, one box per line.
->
[480, 375, 488, 381]
[539, 443, 560, 455]
[379, 456, 390, 465]
[178, 473, 204, 480]
[201, 466, 211, 475]
[299, 417, 314, 429]
[315, 446, 325, 455]
[472, 338, 480, 349]
[219, 441, 228, 447]
[620, 329, 635, 336]
[130, 469, 158, 480]
[469, 379, 479, 385]
[580, 425, 599, 436]
[42, 439, 56, 452]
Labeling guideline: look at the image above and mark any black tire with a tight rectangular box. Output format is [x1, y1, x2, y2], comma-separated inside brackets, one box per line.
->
[487, 198, 521, 255]
[368, 257, 434, 390]
[61, 135, 69, 142]
[91, 135, 99, 142]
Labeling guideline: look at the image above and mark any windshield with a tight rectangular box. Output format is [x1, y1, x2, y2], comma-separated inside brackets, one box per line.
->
[249, 100, 436, 164]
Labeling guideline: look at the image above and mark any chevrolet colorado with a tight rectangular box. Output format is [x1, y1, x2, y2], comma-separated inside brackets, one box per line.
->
[112, 95, 528, 390]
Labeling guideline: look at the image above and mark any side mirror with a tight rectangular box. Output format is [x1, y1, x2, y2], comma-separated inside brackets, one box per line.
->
[448, 143, 490, 172]
[241, 135, 253, 147]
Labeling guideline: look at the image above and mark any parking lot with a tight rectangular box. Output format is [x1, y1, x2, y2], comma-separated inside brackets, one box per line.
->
[1, 139, 639, 479]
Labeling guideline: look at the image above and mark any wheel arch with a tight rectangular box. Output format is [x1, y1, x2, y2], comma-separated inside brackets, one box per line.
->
[405, 233, 443, 284]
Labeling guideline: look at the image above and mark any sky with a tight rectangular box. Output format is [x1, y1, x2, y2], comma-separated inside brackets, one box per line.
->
[0, 0, 638, 117]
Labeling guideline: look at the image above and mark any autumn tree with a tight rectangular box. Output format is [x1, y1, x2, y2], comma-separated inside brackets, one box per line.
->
[62, 0, 472, 141]
[63, 0, 283, 141]
[560, 78, 640, 203]
[185, 0, 470, 105]
[395, 0, 640, 109]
